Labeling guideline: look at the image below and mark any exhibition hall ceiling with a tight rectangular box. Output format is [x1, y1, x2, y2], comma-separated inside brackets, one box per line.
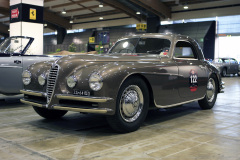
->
[0, 0, 240, 35]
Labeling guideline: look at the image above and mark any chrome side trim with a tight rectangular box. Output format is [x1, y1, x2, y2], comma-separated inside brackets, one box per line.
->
[20, 99, 44, 107]
[56, 94, 113, 103]
[20, 90, 46, 97]
[0, 66, 23, 68]
[53, 106, 110, 114]
[173, 57, 198, 61]
[154, 96, 205, 108]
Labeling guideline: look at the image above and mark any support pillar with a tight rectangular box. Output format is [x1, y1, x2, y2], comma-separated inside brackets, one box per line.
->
[57, 27, 67, 45]
[10, 0, 43, 55]
[147, 16, 160, 33]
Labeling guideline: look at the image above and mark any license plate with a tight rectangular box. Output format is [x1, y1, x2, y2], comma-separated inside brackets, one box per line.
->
[73, 90, 90, 96]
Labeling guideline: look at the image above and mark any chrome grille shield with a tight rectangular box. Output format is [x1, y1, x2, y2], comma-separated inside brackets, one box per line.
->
[47, 64, 59, 103]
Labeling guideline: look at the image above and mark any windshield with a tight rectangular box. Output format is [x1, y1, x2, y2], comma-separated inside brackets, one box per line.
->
[109, 37, 171, 55]
[0, 37, 32, 54]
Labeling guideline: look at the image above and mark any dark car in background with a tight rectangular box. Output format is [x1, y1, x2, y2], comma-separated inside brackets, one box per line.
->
[212, 58, 239, 77]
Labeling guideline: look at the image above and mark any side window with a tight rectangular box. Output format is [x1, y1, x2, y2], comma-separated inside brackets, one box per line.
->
[230, 59, 238, 64]
[174, 41, 198, 59]
[223, 59, 229, 63]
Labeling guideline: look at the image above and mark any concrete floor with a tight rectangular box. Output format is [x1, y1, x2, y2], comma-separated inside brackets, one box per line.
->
[0, 77, 240, 160]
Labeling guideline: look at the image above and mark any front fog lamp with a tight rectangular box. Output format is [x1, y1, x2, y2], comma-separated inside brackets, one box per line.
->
[22, 70, 31, 85]
[67, 76, 77, 88]
[38, 74, 46, 86]
[89, 73, 103, 91]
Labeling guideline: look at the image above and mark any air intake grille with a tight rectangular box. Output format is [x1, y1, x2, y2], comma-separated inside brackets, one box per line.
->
[47, 65, 59, 103]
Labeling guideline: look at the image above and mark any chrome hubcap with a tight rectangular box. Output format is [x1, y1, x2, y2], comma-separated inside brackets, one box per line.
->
[206, 78, 216, 102]
[120, 85, 143, 122]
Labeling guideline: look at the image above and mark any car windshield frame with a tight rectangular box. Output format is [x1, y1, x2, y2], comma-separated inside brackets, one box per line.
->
[108, 37, 171, 56]
[0, 36, 34, 55]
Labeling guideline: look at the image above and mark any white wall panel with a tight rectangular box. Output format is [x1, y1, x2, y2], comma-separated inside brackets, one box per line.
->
[10, 22, 43, 55]
[22, 22, 43, 55]
[171, 6, 240, 21]
[10, 0, 43, 6]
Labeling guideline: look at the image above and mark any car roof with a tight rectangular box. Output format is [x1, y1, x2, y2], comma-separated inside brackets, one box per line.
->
[119, 33, 190, 40]
[216, 58, 235, 59]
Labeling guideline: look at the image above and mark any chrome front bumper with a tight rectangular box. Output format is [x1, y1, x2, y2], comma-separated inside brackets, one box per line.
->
[20, 90, 113, 114]
[220, 81, 225, 93]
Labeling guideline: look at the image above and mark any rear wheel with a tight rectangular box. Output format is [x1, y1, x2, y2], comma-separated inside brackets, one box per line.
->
[33, 106, 68, 119]
[221, 68, 227, 77]
[198, 75, 218, 110]
[106, 77, 149, 133]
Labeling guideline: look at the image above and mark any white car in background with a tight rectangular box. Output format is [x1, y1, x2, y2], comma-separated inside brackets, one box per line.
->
[0, 36, 58, 95]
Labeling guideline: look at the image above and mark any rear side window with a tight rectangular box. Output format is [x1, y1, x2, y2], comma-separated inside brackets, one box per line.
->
[230, 58, 238, 64]
[174, 41, 198, 59]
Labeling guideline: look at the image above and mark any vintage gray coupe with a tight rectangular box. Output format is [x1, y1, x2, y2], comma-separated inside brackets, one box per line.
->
[0, 36, 58, 95]
[20, 33, 224, 133]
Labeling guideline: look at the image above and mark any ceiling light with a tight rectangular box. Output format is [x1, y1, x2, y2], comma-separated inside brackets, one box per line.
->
[99, 4, 103, 7]
[99, 17, 103, 20]
[62, 9, 66, 14]
[183, 6, 188, 9]
[136, 12, 141, 15]
[44, 23, 47, 27]
[70, 20, 73, 23]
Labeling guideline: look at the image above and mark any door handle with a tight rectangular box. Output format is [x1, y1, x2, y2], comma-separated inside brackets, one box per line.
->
[14, 60, 21, 64]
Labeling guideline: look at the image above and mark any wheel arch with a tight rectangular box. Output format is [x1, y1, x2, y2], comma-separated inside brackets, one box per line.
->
[118, 73, 155, 108]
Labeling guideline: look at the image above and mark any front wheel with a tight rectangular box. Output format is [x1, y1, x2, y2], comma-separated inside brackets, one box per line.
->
[33, 106, 68, 119]
[198, 75, 218, 110]
[106, 78, 149, 133]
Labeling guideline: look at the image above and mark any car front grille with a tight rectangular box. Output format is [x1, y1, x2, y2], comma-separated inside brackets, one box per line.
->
[47, 64, 59, 103]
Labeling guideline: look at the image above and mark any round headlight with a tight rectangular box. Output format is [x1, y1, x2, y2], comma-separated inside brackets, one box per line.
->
[22, 70, 31, 85]
[89, 73, 103, 91]
[67, 76, 77, 88]
[38, 74, 46, 86]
